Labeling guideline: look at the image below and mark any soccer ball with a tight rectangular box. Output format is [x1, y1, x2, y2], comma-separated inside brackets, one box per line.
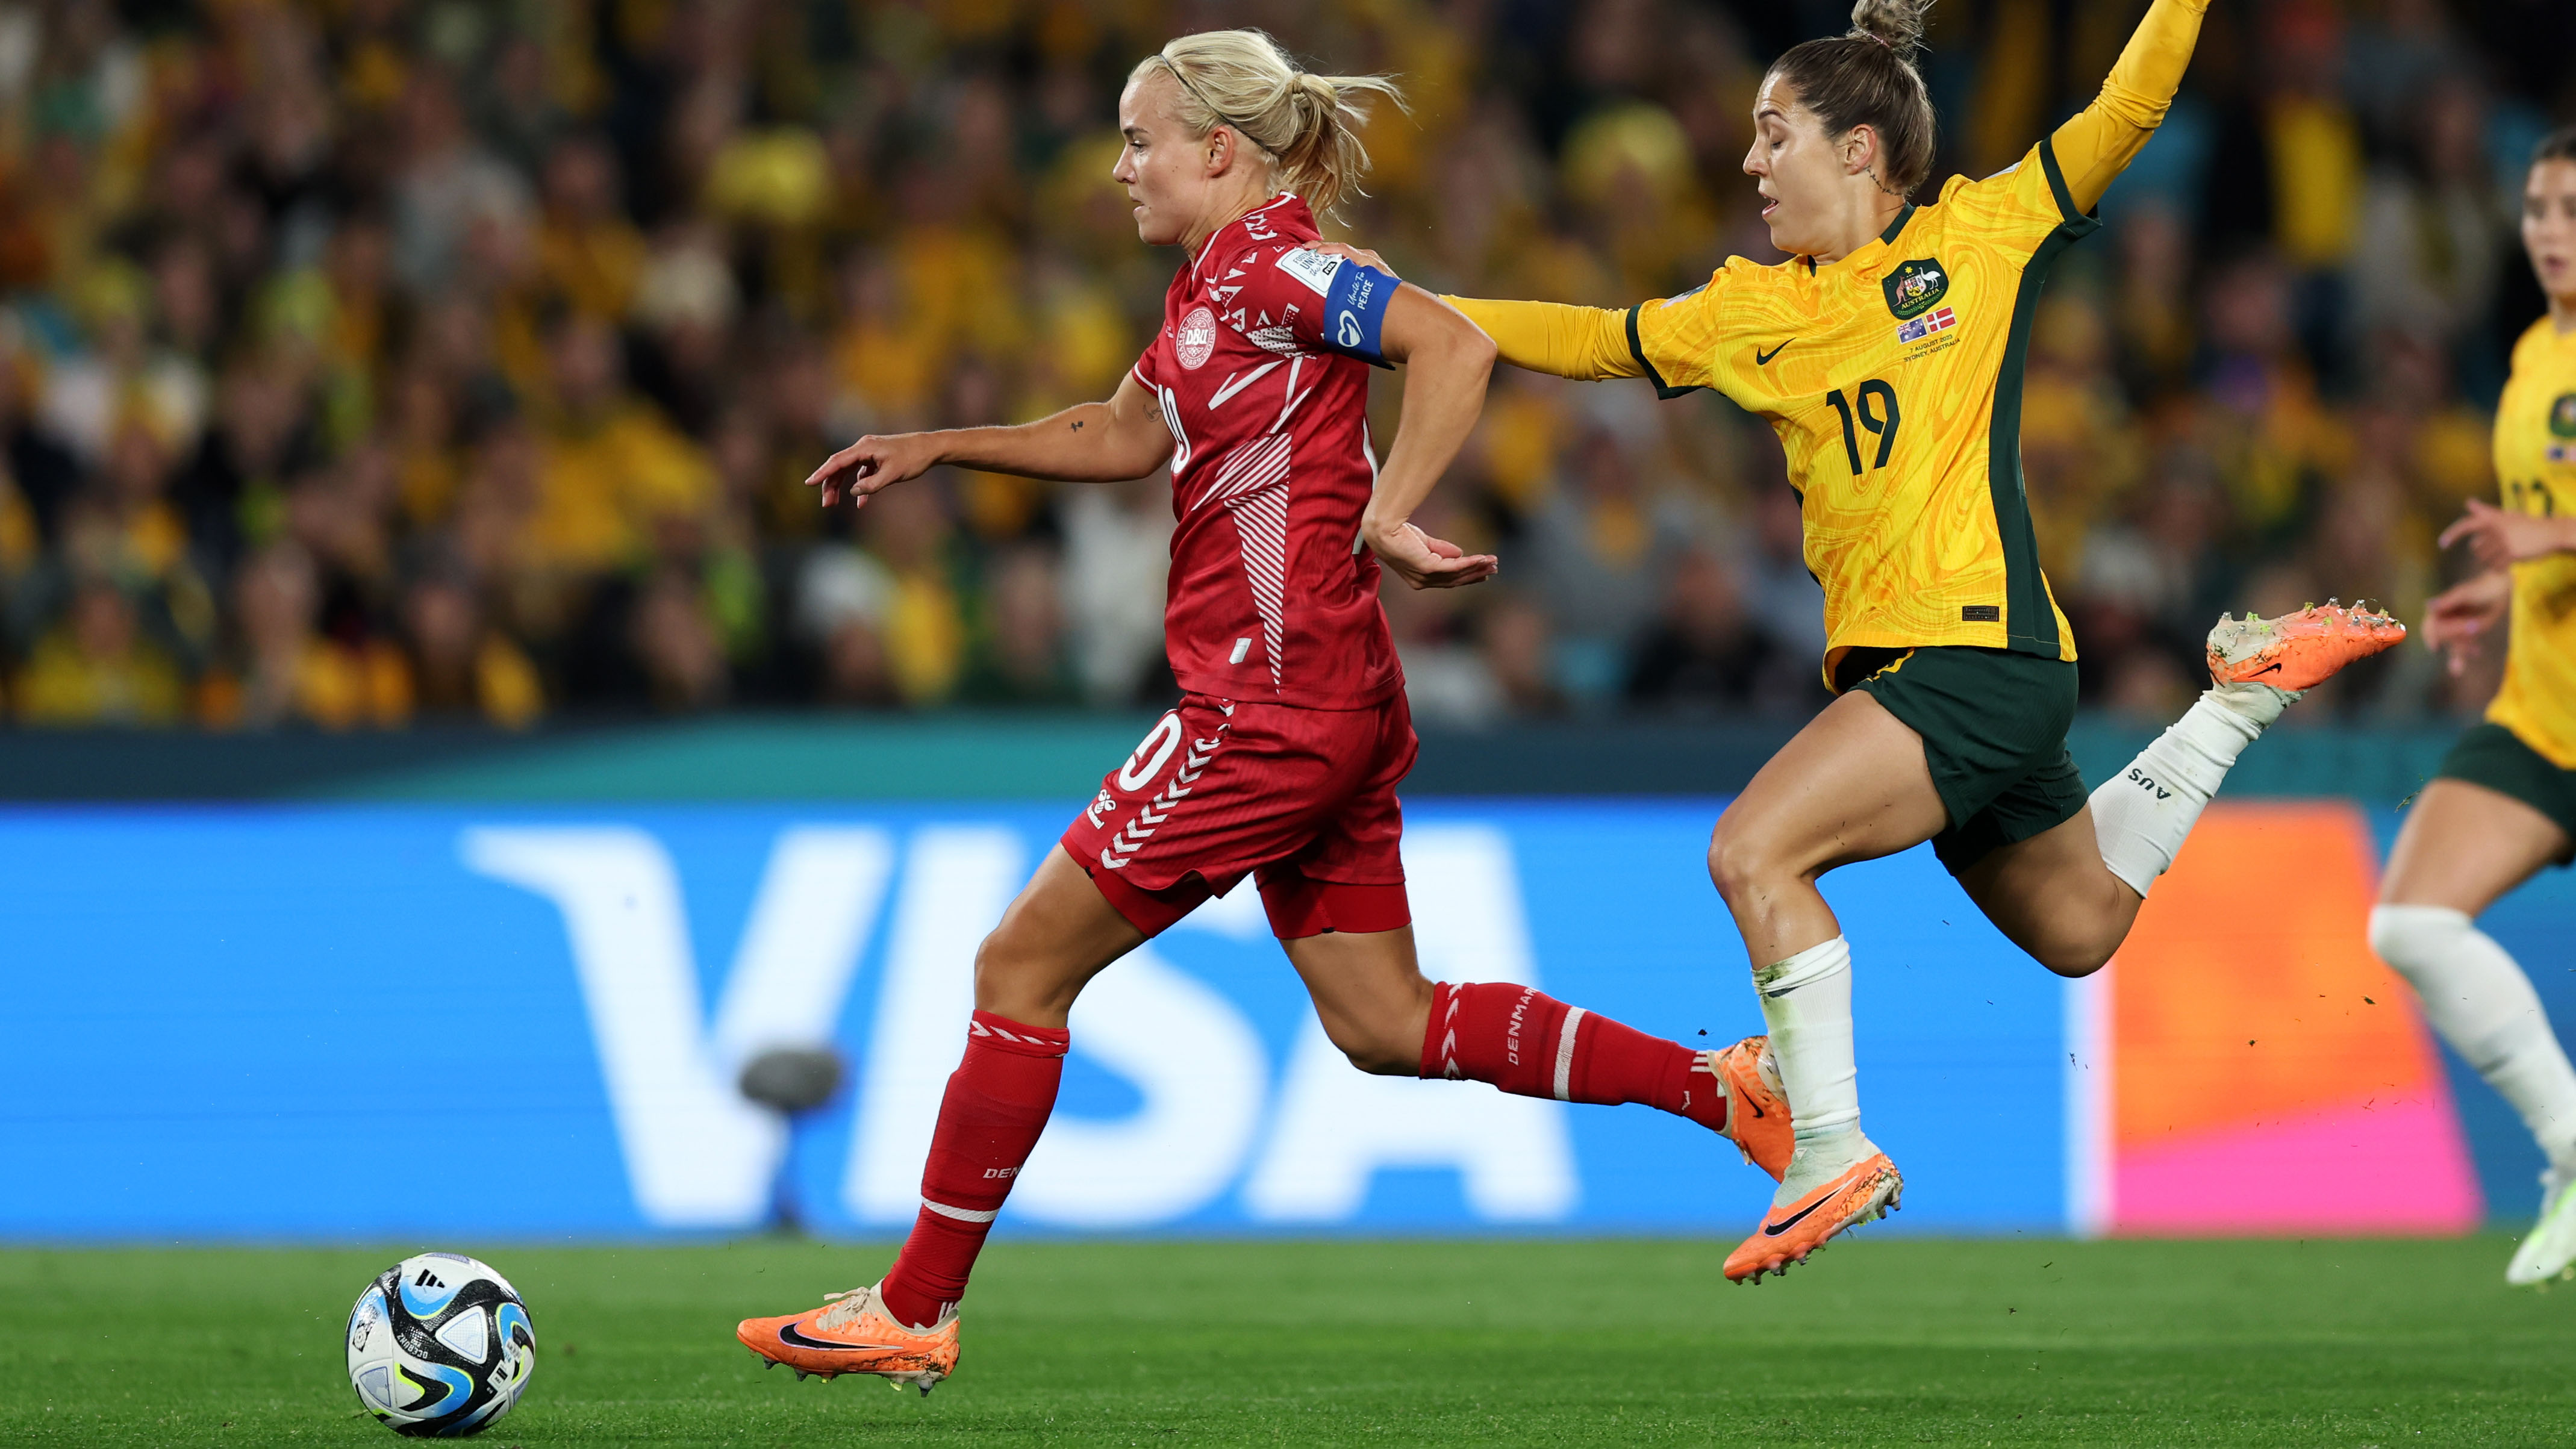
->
[345, 1253, 536, 1437]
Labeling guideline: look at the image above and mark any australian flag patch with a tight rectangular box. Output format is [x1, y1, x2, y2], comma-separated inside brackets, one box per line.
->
[1896, 306, 1957, 345]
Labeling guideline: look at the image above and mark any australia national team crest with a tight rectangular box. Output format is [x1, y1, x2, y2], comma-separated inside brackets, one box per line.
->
[1176, 305, 1218, 370]
[1882, 257, 1949, 320]
[2551, 393, 2576, 439]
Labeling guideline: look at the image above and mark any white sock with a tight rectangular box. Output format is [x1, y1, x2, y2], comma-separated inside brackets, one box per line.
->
[2371, 904, 2576, 1167]
[2088, 683, 2290, 897]
[1754, 936, 1871, 1191]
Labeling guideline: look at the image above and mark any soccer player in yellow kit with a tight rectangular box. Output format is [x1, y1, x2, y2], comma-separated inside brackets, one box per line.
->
[2374, 128, 2576, 1287]
[1319, 0, 2401, 1281]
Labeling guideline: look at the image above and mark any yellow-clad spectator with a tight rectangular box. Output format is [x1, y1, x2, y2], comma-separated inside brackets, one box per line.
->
[402, 568, 541, 728]
[528, 314, 714, 573]
[201, 542, 411, 731]
[860, 480, 967, 708]
[14, 581, 187, 727]
[1559, 102, 1720, 299]
[2190, 255, 2350, 541]
[2263, 1, 2363, 272]
[832, 248, 944, 429]
[537, 136, 648, 321]
[2019, 289, 2142, 582]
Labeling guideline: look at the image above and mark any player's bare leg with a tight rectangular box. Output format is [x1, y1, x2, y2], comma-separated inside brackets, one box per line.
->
[1966, 603, 2413, 972]
[1707, 603, 2406, 1282]
[735, 850, 1144, 1392]
[967, 847, 1150, 1027]
[1282, 921, 1791, 1175]
[1706, 688, 1938, 1280]
[2375, 779, 2576, 1285]
[1950, 811, 2139, 977]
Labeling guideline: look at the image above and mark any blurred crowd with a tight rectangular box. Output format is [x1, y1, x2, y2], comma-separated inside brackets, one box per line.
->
[0, 0, 2566, 731]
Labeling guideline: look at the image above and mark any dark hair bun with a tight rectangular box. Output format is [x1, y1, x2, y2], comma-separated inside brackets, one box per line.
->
[1848, 0, 1932, 63]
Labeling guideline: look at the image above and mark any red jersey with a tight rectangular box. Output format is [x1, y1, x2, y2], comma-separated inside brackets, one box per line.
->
[1130, 194, 1405, 710]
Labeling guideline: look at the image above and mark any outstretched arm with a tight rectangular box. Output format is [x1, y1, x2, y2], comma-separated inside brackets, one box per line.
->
[2050, 0, 2210, 214]
[1299, 241, 1644, 383]
[806, 373, 1174, 508]
[1439, 298, 1640, 382]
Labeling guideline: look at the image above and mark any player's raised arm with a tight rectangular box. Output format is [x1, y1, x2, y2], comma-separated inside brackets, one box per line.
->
[1362, 284, 1503, 589]
[804, 372, 1174, 508]
[2047, 0, 2210, 215]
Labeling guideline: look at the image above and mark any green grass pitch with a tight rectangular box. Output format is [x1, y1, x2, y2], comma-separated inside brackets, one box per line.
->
[5, 1236, 2572, 1445]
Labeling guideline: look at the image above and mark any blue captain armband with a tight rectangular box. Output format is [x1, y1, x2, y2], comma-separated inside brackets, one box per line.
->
[1321, 262, 1397, 367]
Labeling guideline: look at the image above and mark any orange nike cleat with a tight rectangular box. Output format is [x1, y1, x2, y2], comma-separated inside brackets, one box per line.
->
[1723, 1151, 1902, 1284]
[2206, 600, 2406, 692]
[736, 1282, 958, 1395]
[1705, 1035, 1793, 1182]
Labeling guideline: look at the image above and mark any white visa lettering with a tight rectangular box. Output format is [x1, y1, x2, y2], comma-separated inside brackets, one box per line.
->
[844, 827, 1025, 1223]
[1012, 944, 1269, 1227]
[1242, 826, 1577, 1222]
[460, 826, 894, 1228]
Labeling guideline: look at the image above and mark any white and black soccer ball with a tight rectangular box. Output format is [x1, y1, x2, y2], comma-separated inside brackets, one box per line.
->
[345, 1252, 536, 1437]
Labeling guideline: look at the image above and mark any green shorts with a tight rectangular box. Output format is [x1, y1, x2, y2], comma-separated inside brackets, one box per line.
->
[1844, 645, 2085, 877]
[2434, 723, 2576, 867]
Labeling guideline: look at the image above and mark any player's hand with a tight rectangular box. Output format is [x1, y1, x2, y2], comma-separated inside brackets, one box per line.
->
[1301, 240, 1400, 278]
[2419, 570, 2510, 676]
[1364, 516, 1498, 590]
[806, 432, 944, 508]
[2439, 499, 2572, 570]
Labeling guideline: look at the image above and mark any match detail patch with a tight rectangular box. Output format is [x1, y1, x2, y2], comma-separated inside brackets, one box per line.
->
[1274, 248, 1343, 297]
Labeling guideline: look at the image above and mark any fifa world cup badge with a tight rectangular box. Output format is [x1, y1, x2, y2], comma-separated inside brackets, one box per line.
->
[1882, 258, 1950, 320]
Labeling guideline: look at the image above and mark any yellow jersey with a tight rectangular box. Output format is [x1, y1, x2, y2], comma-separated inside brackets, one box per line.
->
[2486, 316, 2576, 769]
[1446, 0, 2207, 688]
[1617, 155, 2091, 682]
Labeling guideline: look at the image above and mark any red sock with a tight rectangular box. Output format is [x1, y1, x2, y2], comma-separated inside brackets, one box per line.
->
[1418, 981, 1724, 1132]
[879, 1011, 1068, 1329]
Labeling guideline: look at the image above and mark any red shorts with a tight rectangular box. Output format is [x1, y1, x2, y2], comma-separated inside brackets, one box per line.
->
[1060, 691, 1417, 940]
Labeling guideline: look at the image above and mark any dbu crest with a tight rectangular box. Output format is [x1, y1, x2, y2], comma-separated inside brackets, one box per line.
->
[1882, 258, 1949, 320]
[1176, 307, 1218, 370]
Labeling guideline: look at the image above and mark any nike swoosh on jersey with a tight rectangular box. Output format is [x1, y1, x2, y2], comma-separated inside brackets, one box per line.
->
[1756, 340, 1794, 366]
[1208, 359, 1284, 409]
[775, 1321, 908, 1353]
[1761, 1195, 1830, 1236]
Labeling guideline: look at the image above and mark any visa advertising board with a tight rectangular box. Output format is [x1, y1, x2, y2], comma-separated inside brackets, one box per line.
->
[1, 800, 2560, 1241]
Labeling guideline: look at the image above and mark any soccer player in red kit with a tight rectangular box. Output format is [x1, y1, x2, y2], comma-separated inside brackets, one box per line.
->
[734, 29, 1794, 1393]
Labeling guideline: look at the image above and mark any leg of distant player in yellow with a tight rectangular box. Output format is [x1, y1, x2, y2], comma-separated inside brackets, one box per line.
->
[2374, 782, 2576, 1284]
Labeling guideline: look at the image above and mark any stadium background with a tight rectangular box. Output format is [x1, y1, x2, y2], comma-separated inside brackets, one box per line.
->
[5, 0, 2576, 1250]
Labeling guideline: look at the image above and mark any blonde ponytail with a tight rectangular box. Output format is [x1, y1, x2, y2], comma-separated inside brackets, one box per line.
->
[1132, 30, 1407, 217]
